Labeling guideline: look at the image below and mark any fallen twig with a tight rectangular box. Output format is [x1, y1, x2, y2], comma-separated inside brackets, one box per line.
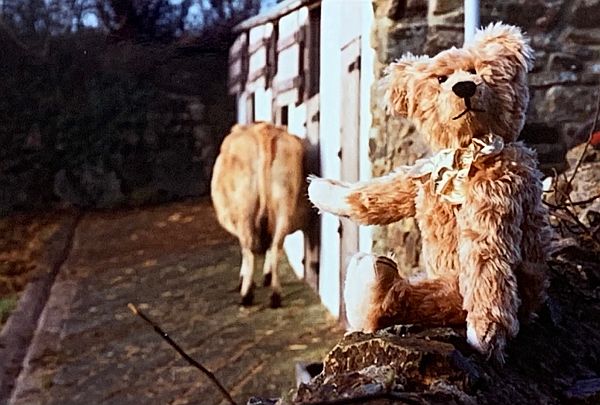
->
[296, 391, 428, 405]
[546, 200, 600, 248]
[127, 303, 238, 405]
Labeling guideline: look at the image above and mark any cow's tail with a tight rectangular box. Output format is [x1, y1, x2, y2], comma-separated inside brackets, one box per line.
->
[254, 124, 276, 254]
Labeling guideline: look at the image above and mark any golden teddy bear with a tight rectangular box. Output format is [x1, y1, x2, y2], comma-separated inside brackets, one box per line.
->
[308, 23, 552, 363]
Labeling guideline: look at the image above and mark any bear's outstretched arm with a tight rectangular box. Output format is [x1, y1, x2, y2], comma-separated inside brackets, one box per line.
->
[457, 171, 526, 363]
[307, 169, 417, 225]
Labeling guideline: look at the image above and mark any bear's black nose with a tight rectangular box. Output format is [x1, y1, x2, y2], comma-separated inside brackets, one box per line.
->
[452, 81, 477, 98]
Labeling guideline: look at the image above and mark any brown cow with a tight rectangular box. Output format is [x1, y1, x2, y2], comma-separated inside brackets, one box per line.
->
[211, 122, 311, 308]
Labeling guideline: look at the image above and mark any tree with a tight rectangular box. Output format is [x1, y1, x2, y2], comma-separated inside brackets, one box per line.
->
[1, 0, 263, 45]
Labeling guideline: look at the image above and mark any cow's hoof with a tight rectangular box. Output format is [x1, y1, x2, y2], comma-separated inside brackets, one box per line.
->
[233, 276, 243, 292]
[269, 292, 282, 308]
[240, 283, 255, 306]
[263, 273, 272, 287]
[240, 292, 254, 306]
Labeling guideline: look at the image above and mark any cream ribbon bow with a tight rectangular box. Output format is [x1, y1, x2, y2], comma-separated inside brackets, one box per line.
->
[402, 134, 505, 205]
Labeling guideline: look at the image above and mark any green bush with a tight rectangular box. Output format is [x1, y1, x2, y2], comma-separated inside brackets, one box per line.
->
[0, 31, 232, 213]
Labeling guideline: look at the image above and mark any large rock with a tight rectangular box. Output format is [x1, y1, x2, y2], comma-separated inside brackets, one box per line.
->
[382, 0, 428, 20]
[292, 327, 481, 404]
[385, 23, 428, 62]
[424, 25, 463, 55]
[429, 0, 462, 16]
[570, 0, 600, 29]
[548, 53, 585, 72]
[551, 141, 600, 227]
[53, 165, 124, 208]
[480, 0, 561, 30]
[564, 27, 600, 46]
[250, 246, 600, 404]
[531, 86, 598, 124]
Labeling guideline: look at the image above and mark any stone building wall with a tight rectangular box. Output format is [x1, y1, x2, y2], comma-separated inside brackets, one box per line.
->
[369, 0, 600, 272]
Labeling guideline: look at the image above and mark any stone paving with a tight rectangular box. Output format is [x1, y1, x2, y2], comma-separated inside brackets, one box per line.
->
[7, 199, 342, 405]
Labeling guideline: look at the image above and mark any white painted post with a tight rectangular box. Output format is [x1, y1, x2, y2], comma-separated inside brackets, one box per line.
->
[358, 1, 374, 254]
[464, 0, 480, 45]
[317, 0, 343, 318]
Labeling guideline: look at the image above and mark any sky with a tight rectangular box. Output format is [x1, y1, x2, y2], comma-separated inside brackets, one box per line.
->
[95, 0, 277, 29]
[261, 0, 278, 11]
[82, 12, 99, 28]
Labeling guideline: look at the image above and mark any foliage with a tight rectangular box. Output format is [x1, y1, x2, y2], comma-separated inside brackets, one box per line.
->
[1, 0, 262, 44]
[0, 0, 245, 212]
[0, 31, 158, 207]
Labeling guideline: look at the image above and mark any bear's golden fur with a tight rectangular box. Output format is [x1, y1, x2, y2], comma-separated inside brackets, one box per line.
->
[308, 23, 551, 362]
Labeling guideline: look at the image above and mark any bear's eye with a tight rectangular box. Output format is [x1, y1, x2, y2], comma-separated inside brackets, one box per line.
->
[437, 75, 448, 84]
[468, 68, 477, 74]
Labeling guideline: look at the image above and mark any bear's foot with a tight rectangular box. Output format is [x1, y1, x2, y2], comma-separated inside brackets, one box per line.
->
[343, 254, 401, 332]
[466, 318, 516, 365]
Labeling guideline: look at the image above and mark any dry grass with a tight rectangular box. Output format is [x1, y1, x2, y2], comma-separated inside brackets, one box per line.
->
[0, 211, 69, 325]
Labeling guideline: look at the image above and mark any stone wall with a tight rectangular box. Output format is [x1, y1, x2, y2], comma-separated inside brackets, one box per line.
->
[369, 0, 600, 271]
[53, 84, 232, 209]
[0, 35, 234, 214]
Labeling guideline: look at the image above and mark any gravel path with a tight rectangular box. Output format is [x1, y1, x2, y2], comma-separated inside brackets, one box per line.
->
[6, 199, 341, 405]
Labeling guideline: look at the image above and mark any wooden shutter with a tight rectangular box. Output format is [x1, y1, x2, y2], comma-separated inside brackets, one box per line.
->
[228, 33, 248, 95]
[273, 8, 309, 106]
[246, 23, 274, 92]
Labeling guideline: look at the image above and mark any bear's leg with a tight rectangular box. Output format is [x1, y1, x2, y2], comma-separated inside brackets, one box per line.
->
[344, 253, 466, 332]
[239, 247, 256, 306]
[343, 253, 397, 331]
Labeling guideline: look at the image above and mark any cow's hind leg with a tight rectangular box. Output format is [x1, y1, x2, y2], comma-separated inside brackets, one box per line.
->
[262, 249, 272, 287]
[239, 247, 256, 306]
[264, 217, 290, 308]
[263, 243, 282, 308]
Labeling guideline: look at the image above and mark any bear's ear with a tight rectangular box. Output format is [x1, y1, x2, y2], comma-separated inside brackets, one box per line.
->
[469, 22, 534, 75]
[382, 53, 429, 117]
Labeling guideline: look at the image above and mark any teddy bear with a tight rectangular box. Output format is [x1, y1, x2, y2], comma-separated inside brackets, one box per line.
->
[308, 23, 552, 362]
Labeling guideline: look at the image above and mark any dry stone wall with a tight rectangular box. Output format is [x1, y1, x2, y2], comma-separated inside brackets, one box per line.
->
[0, 38, 234, 214]
[369, 0, 600, 270]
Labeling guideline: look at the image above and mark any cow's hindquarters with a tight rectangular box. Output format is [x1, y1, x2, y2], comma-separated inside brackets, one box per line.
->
[211, 123, 306, 308]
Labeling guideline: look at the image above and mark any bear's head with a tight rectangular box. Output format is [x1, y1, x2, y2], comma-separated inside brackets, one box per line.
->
[384, 23, 533, 151]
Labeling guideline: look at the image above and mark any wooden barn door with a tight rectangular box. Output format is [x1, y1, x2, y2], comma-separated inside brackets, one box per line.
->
[339, 37, 361, 323]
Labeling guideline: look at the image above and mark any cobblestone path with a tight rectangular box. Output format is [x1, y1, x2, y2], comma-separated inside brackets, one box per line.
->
[7, 200, 342, 405]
